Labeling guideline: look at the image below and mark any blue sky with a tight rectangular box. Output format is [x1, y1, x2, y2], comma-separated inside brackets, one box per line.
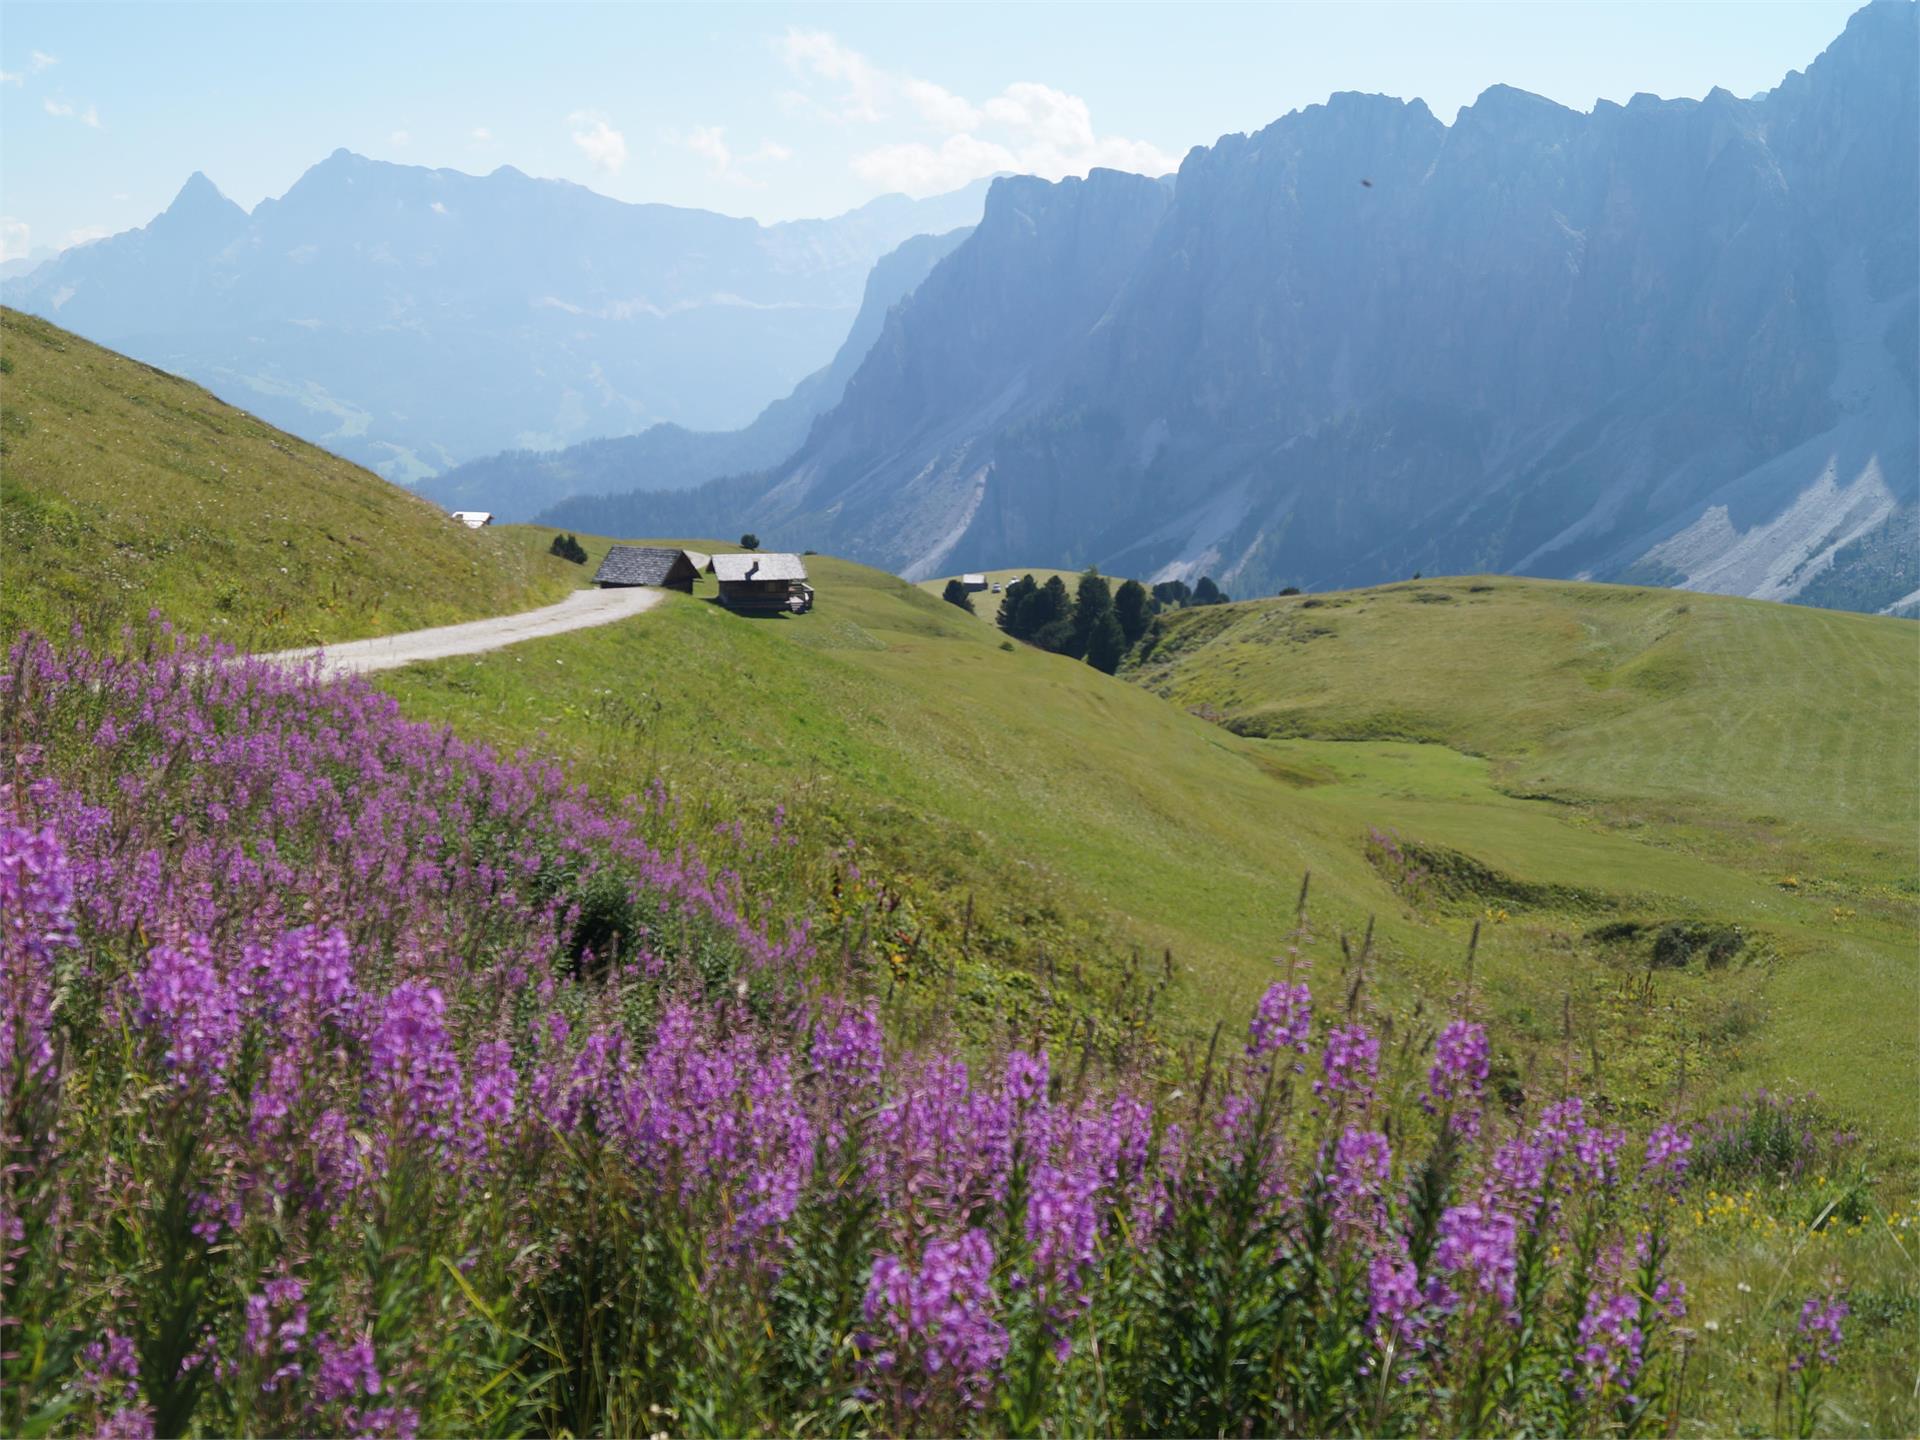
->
[0, 1, 1863, 261]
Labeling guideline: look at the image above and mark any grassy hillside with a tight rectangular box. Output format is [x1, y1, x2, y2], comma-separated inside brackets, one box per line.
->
[381, 542, 1920, 1161]
[1129, 575, 1918, 1141]
[0, 308, 581, 647]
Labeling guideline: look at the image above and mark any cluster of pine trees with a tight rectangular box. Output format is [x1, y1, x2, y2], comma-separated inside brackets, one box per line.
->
[965, 569, 1230, 673]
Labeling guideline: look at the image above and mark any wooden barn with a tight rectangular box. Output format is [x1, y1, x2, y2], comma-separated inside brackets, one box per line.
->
[592, 545, 701, 592]
[713, 552, 811, 613]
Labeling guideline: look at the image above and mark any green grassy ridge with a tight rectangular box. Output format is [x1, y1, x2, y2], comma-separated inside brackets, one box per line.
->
[1132, 575, 1918, 845]
[0, 308, 581, 648]
[1128, 574, 1919, 1149]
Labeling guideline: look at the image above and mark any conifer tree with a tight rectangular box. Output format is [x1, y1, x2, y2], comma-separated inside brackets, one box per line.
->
[1114, 578, 1151, 645]
[998, 575, 1038, 636]
[941, 578, 976, 613]
[1087, 608, 1127, 674]
[1069, 568, 1114, 658]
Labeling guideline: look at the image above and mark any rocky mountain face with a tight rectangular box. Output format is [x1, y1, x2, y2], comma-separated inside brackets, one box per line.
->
[1, 155, 988, 484]
[422, 226, 973, 521]
[559, 1, 1916, 613]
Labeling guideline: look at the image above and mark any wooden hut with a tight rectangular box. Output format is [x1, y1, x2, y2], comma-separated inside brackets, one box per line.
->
[713, 552, 810, 613]
[592, 545, 701, 592]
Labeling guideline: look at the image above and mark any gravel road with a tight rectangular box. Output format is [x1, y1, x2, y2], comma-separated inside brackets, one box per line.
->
[270, 586, 667, 678]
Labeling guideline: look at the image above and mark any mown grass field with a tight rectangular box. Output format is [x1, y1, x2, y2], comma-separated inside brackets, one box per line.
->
[0, 308, 579, 647]
[1129, 576, 1919, 1148]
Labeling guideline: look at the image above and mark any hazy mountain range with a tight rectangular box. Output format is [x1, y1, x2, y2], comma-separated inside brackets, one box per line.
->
[547, 0, 1917, 614]
[418, 226, 974, 521]
[1, 155, 989, 484]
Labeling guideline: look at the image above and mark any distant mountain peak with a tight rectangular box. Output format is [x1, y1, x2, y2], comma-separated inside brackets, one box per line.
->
[154, 170, 247, 238]
[166, 169, 238, 214]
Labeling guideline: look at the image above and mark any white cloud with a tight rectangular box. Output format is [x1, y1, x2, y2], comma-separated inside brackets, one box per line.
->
[903, 78, 981, 134]
[430, 200, 448, 215]
[775, 30, 1176, 196]
[42, 96, 101, 128]
[0, 70, 20, 87]
[63, 225, 109, 249]
[470, 126, 492, 143]
[673, 125, 791, 188]
[778, 28, 885, 123]
[0, 218, 30, 262]
[568, 110, 627, 174]
[685, 123, 732, 173]
[388, 129, 411, 147]
[30, 50, 56, 73]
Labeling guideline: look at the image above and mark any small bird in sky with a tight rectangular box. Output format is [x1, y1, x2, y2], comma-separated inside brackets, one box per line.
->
[1360, 178, 1373, 187]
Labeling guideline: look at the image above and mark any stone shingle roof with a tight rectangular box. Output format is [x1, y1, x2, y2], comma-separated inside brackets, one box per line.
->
[593, 545, 693, 586]
[712, 553, 807, 583]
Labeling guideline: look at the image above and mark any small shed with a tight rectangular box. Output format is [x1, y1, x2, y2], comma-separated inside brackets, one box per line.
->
[451, 510, 494, 529]
[959, 573, 988, 592]
[593, 545, 701, 592]
[713, 552, 809, 613]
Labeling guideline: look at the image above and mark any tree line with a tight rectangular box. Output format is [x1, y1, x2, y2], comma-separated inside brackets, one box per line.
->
[942, 569, 1231, 674]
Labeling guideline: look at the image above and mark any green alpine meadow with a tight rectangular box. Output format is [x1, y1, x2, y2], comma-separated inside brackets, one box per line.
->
[2, 4, 1915, 1437]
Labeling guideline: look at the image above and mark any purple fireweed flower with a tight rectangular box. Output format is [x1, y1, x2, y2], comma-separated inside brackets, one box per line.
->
[1487, 1136, 1550, 1210]
[81, 1332, 141, 1393]
[1573, 1290, 1644, 1397]
[810, 1003, 885, 1095]
[467, 1040, 516, 1136]
[244, 1275, 310, 1391]
[1642, 1123, 1692, 1188]
[1791, 1293, 1848, 1372]
[135, 935, 240, 1090]
[863, 1229, 1007, 1407]
[367, 981, 464, 1146]
[1329, 1127, 1393, 1237]
[79, 1332, 152, 1438]
[0, 820, 75, 1106]
[1653, 1276, 1687, 1323]
[347, 1406, 420, 1439]
[1247, 980, 1312, 1061]
[99, 1409, 157, 1440]
[314, 1332, 382, 1403]
[1003, 1049, 1049, 1109]
[1427, 1020, 1489, 1134]
[1434, 1201, 1518, 1310]
[1367, 1245, 1427, 1354]
[246, 926, 360, 1034]
[1315, 1024, 1379, 1106]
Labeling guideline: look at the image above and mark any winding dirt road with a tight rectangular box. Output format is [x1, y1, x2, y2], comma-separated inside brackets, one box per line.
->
[270, 585, 666, 678]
